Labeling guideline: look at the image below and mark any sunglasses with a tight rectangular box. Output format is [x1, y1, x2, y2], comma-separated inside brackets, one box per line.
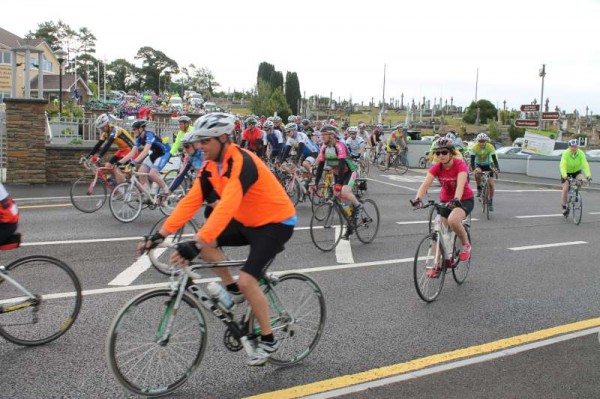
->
[435, 150, 450, 156]
[183, 143, 193, 149]
[199, 137, 213, 145]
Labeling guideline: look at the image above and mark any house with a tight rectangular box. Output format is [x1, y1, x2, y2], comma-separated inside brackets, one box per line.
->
[0, 26, 70, 103]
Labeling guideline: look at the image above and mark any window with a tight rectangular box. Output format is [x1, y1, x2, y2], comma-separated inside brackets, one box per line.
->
[0, 92, 11, 103]
[42, 56, 53, 73]
[0, 51, 12, 64]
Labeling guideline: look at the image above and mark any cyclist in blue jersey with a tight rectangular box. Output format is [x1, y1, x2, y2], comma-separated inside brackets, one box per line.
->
[281, 123, 319, 177]
[167, 131, 205, 193]
[120, 119, 172, 195]
[264, 121, 284, 161]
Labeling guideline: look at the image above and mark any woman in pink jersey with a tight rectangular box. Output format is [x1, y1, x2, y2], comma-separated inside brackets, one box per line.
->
[412, 138, 473, 263]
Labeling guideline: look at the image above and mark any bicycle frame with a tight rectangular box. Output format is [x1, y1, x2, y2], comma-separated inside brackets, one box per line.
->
[0, 268, 37, 313]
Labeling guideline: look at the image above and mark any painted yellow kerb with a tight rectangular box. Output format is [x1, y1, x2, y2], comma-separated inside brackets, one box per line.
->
[20, 204, 72, 209]
[244, 317, 600, 399]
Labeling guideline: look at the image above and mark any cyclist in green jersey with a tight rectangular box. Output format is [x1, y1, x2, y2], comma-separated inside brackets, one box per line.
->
[560, 139, 591, 216]
[470, 133, 500, 211]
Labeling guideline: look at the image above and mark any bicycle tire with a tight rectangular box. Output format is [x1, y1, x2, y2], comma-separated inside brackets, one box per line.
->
[109, 182, 143, 223]
[393, 155, 409, 175]
[413, 234, 446, 302]
[355, 199, 380, 244]
[361, 159, 370, 177]
[283, 176, 301, 206]
[310, 202, 343, 251]
[376, 153, 388, 171]
[418, 156, 427, 169]
[480, 184, 487, 215]
[70, 175, 107, 213]
[0, 255, 82, 346]
[427, 206, 435, 234]
[106, 289, 207, 397]
[148, 216, 201, 275]
[451, 225, 472, 284]
[572, 192, 583, 225]
[249, 273, 326, 366]
[310, 184, 329, 213]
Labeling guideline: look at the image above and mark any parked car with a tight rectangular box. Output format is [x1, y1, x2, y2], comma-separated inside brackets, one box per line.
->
[586, 149, 600, 158]
[169, 96, 183, 110]
[495, 146, 526, 155]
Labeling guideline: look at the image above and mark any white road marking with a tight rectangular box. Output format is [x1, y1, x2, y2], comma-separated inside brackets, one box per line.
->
[588, 212, 600, 215]
[108, 249, 166, 286]
[367, 177, 418, 192]
[515, 214, 564, 219]
[508, 241, 587, 251]
[396, 218, 479, 225]
[334, 226, 354, 264]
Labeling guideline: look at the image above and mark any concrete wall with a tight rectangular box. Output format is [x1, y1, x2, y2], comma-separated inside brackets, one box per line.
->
[407, 141, 431, 167]
[497, 154, 528, 174]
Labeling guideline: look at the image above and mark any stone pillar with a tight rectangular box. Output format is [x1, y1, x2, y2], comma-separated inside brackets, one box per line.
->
[4, 98, 48, 184]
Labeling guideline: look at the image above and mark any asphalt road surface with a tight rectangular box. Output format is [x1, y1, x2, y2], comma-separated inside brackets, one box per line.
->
[1, 167, 600, 399]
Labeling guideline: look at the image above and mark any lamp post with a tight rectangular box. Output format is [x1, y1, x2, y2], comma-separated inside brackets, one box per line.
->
[55, 49, 68, 117]
[539, 64, 546, 129]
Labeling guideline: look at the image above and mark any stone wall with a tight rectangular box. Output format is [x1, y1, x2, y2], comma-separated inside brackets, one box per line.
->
[46, 144, 115, 183]
[4, 98, 48, 184]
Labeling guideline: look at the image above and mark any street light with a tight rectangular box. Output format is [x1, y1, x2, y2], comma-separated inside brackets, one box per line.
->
[55, 49, 68, 117]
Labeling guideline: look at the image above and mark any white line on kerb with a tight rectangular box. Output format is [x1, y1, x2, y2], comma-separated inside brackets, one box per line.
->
[396, 218, 479, 225]
[508, 241, 587, 251]
[515, 214, 564, 218]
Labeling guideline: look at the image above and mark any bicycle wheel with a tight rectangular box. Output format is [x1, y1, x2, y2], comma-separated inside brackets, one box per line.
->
[368, 149, 377, 165]
[283, 176, 301, 206]
[451, 225, 472, 284]
[377, 153, 388, 171]
[310, 185, 329, 213]
[148, 216, 200, 275]
[413, 234, 446, 302]
[355, 199, 380, 244]
[418, 156, 427, 169]
[109, 182, 143, 223]
[106, 289, 207, 397]
[571, 192, 583, 225]
[427, 206, 435, 233]
[310, 202, 343, 251]
[158, 185, 186, 216]
[0, 255, 82, 346]
[361, 159, 370, 177]
[393, 154, 409, 175]
[480, 185, 487, 215]
[70, 175, 107, 213]
[249, 273, 326, 366]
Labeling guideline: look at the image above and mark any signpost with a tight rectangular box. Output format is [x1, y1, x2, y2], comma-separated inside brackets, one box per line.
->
[515, 119, 540, 128]
[541, 112, 560, 120]
[520, 104, 540, 112]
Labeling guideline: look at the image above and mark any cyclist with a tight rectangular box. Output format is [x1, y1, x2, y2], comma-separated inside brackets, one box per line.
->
[470, 132, 500, 211]
[167, 131, 204, 193]
[240, 117, 264, 154]
[384, 126, 407, 170]
[448, 128, 463, 151]
[302, 119, 314, 138]
[264, 121, 284, 161]
[312, 125, 362, 240]
[0, 183, 19, 245]
[412, 138, 473, 276]
[357, 122, 370, 142]
[281, 122, 319, 177]
[89, 113, 135, 184]
[369, 123, 385, 155]
[560, 139, 592, 216]
[141, 112, 296, 366]
[346, 126, 366, 161]
[170, 115, 193, 156]
[119, 119, 171, 196]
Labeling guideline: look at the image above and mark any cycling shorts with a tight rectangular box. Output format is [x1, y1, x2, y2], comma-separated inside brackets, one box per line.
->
[108, 149, 131, 165]
[561, 171, 582, 184]
[216, 219, 294, 279]
[476, 165, 496, 177]
[438, 197, 474, 219]
[143, 151, 171, 171]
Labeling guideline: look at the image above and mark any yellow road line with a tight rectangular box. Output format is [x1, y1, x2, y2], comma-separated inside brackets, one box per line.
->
[245, 317, 600, 399]
[20, 203, 73, 209]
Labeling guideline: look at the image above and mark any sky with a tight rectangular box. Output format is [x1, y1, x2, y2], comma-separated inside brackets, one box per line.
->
[3, 0, 599, 113]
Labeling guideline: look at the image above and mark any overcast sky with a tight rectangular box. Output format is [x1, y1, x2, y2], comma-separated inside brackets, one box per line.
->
[3, 0, 599, 113]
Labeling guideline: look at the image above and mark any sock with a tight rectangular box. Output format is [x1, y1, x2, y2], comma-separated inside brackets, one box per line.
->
[226, 282, 241, 293]
[261, 333, 274, 343]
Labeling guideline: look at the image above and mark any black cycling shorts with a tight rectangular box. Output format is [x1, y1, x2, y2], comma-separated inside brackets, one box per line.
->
[561, 171, 581, 184]
[216, 219, 294, 280]
[438, 197, 475, 219]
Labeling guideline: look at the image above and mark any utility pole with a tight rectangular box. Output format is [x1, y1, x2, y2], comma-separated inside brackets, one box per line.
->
[539, 64, 546, 129]
[474, 68, 479, 102]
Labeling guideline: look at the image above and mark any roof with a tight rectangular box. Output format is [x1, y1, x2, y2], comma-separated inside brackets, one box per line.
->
[0, 27, 45, 50]
[30, 74, 93, 95]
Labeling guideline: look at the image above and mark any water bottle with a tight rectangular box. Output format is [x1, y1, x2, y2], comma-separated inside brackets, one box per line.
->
[342, 201, 352, 217]
[207, 282, 234, 311]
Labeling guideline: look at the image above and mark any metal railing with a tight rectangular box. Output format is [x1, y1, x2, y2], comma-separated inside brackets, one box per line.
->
[47, 116, 180, 144]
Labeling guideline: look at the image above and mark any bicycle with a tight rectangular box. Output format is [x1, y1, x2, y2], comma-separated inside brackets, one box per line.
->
[146, 215, 202, 275]
[564, 177, 585, 225]
[109, 166, 185, 223]
[70, 156, 120, 213]
[106, 244, 326, 397]
[377, 148, 409, 174]
[309, 167, 334, 212]
[411, 200, 472, 302]
[310, 191, 380, 251]
[476, 170, 494, 220]
[0, 233, 82, 345]
[418, 152, 433, 169]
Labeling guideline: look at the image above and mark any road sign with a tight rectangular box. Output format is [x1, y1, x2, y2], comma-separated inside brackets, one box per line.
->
[515, 119, 540, 128]
[520, 104, 540, 112]
[541, 112, 560, 120]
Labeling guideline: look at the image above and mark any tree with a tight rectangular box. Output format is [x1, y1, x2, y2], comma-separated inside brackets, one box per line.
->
[74, 27, 96, 82]
[25, 20, 76, 51]
[195, 67, 220, 96]
[107, 59, 138, 92]
[269, 71, 284, 90]
[285, 72, 301, 115]
[249, 80, 292, 120]
[463, 99, 497, 124]
[134, 46, 179, 92]
[257, 62, 275, 87]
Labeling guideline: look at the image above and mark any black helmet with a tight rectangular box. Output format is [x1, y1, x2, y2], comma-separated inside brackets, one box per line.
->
[131, 119, 148, 129]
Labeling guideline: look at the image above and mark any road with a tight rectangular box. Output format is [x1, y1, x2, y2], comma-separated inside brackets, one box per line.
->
[1, 168, 600, 399]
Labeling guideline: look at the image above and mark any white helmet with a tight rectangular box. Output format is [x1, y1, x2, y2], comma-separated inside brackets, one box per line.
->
[348, 126, 359, 133]
[263, 121, 274, 129]
[445, 132, 456, 141]
[284, 122, 297, 131]
[182, 131, 199, 144]
[192, 112, 235, 137]
[288, 115, 296, 123]
[94, 113, 111, 129]
[476, 132, 489, 142]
